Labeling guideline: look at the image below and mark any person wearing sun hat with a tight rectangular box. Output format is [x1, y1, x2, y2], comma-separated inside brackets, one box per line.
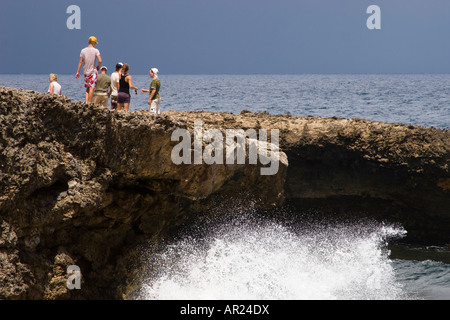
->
[140, 67, 161, 116]
[93, 66, 111, 107]
[76, 36, 102, 104]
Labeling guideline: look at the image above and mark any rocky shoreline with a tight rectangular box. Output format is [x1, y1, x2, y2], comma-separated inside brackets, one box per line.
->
[1, 86, 449, 299]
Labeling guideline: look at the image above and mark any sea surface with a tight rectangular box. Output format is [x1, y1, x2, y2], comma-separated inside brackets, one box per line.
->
[1, 73, 449, 129]
[1, 74, 449, 300]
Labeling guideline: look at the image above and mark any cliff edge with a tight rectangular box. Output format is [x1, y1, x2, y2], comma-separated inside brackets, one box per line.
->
[1, 87, 449, 299]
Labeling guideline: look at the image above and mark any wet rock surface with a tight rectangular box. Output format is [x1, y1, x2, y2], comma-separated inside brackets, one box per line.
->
[0, 87, 449, 299]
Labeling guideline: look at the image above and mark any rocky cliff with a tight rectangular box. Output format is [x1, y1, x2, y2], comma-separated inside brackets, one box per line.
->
[1, 86, 449, 299]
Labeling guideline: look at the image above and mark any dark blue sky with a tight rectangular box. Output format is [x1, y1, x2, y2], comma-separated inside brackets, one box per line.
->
[1, 0, 450, 74]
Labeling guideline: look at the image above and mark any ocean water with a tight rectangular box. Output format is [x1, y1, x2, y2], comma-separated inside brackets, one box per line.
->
[1, 74, 449, 300]
[132, 213, 409, 300]
[130, 208, 450, 301]
[1, 74, 449, 129]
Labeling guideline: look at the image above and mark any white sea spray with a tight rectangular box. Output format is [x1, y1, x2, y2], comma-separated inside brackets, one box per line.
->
[133, 213, 409, 300]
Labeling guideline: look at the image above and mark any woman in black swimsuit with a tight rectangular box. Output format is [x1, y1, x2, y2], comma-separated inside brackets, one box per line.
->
[117, 63, 139, 112]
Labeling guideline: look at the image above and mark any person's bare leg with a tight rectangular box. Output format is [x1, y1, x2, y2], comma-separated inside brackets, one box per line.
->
[117, 103, 123, 111]
[87, 87, 95, 103]
[124, 103, 130, 112]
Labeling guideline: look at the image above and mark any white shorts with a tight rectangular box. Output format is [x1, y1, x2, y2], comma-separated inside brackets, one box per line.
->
[149, 98, 161, 115]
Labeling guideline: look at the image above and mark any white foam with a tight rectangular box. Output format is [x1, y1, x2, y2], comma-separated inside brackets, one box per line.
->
[133, 216, 408, 300]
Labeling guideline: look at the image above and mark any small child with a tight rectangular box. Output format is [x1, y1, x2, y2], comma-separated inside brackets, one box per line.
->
[48, 73, 62, 95]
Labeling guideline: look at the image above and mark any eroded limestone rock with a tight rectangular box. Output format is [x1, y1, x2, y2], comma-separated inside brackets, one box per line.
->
[0, 86, 449, 299]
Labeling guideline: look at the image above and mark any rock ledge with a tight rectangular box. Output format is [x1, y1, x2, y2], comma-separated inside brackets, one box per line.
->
[1, 87, 449, 299]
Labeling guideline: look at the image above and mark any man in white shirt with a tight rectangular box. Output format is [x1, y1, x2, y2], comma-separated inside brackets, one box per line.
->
[76, 36, 102, 104]
[110, 62, 123, 110]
